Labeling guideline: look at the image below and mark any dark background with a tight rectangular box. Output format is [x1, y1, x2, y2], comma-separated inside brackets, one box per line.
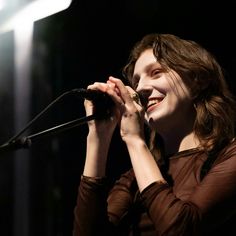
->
[0, 0, 235, 235]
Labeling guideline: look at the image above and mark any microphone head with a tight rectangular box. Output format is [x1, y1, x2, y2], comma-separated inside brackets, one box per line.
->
[72, 88, 148, 119]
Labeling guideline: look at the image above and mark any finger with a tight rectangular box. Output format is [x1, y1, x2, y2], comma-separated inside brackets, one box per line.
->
[87, 82, 108, 93]
[108, 77, 134, 105]
[105, 83, 125, 108]
[108, 77, 143, 113]
[85, 82, 110, 115]
[107, 80, 120, 96]
[126, 86, 142, 107]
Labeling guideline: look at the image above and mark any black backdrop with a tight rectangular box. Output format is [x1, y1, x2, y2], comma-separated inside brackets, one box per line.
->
[0, 0, 235, 235]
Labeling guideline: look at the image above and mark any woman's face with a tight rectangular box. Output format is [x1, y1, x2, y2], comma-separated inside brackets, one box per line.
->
[134, 49, 195, 133]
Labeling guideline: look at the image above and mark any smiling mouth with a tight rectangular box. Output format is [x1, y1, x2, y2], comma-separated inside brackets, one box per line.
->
[146, 98, 164, 112]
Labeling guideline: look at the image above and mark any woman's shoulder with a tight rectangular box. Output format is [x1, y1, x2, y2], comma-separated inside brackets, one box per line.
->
[199, 139, 236, 180]
[220, 138, 236, 155]
[215, 138, 236, 163]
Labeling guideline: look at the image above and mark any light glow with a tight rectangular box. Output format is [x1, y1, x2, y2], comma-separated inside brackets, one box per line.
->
[0, 0, 72, 33]
[0, 0, 5, 11]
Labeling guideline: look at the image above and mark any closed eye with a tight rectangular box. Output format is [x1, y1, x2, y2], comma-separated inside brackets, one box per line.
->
[151, 69, 162, 78]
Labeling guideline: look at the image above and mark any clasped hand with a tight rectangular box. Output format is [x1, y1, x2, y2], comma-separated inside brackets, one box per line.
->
[84, 76, 145, 142]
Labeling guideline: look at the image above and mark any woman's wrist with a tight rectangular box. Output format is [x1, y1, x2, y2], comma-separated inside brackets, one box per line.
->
[87, 131, 113, 145]
[124, 135, 146, 147]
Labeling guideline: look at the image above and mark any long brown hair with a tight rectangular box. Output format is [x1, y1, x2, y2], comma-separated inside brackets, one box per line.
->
[123, 33, 236, 162]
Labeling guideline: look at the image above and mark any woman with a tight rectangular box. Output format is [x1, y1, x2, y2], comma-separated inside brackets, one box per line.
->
[73, 34, 236, 235]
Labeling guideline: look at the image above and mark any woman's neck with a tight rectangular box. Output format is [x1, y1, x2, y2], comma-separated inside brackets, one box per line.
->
[160, 130, 200, 156]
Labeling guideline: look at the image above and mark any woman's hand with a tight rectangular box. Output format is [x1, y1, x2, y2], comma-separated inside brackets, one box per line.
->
[84, 81, 120, 140]
[106, 76, 145, 143]
[83, 81, 122, 177]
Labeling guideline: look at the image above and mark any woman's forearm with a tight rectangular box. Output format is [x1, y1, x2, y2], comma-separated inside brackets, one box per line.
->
[125, 137, 166, 192]
[83, 133, 112, 177]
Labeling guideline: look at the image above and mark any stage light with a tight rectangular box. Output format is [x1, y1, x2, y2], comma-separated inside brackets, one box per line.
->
[0, 0, 72, 33]
[0, 0, 6, 11]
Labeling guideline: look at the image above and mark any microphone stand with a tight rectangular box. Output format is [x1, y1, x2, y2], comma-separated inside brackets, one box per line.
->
[0, 114, 97, 154]
[0, 88, 114, 155]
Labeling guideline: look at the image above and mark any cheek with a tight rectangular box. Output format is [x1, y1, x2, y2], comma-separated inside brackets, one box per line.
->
[165, 93, 179, 109]
[167, 80, 192, 104]
[166, 73, 191, 97]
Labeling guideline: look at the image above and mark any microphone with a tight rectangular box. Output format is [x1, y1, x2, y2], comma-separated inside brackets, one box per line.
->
[72, 88, 147, 119]
[72, 88, 115, 119]
[72, 88, 114, 106]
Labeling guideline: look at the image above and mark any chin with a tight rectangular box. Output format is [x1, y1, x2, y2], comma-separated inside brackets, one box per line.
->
[147, 117, 159, 130]
[147, 113, 168, 129]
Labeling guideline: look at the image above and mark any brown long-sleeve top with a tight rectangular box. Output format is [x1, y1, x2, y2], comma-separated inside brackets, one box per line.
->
[73, 140, 236, 236]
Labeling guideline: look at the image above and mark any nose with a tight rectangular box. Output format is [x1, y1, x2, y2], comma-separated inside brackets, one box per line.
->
[136, 77, 151, 93]
[136, 78, 152, 107]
